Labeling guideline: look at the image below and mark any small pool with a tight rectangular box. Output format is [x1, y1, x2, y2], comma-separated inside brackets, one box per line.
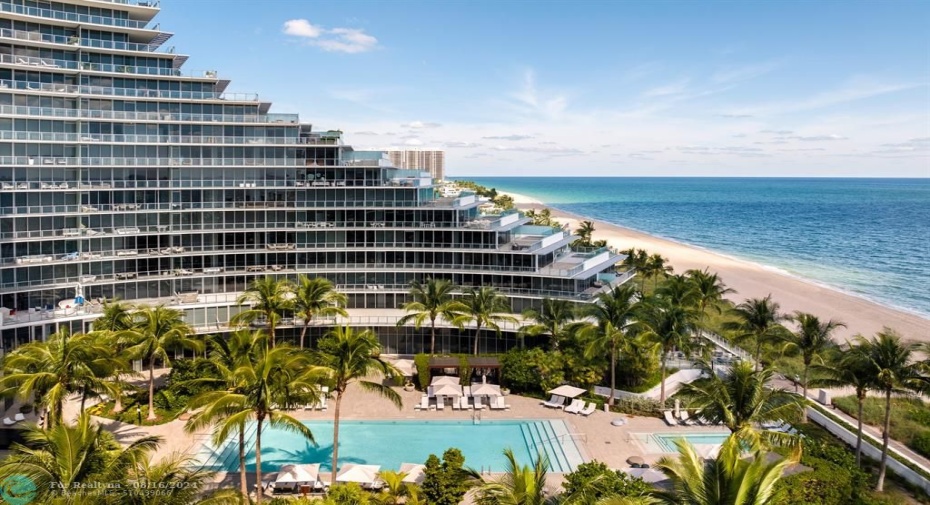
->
[196, 419, 585, 474]
[636, 432, 731, 453]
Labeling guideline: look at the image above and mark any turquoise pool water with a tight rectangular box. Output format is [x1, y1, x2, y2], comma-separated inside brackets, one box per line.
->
[652, 433, 731, 453]
[197, 419, 584, 473]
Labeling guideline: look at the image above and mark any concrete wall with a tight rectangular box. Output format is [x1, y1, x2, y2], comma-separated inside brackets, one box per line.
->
[594, 369, 704, 401]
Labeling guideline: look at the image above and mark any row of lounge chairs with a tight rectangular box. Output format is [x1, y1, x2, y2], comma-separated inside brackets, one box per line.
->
[414, 395, 510, 411]
[663, 409, 722, 426]
[541, 395, 597, 416]
[2, 413, 26, 426]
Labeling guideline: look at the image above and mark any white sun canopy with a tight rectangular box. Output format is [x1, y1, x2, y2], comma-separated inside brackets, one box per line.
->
[337, 464, 381, 484]
[275, 463, 320, 484]
[430, 376, 460, 386]
[547, 385, 586, 398]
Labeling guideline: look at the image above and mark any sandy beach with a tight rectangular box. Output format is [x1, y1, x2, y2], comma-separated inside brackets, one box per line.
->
[502, 191, 930, 343]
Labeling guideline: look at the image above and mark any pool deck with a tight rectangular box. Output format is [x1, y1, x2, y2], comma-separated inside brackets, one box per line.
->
[53, 371, 728, 497]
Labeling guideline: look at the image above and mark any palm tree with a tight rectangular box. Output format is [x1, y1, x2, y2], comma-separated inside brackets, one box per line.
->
[0, 413, 238, 505]
[680, 361, 803, 451]
[574, 220, 596, 247]
[474, 448, 550, 505]
[185, 330, 268, 499]
[293, 275, 348, 348]
[855, 329, 922, 491]
[93, 300, 135, 332]
[724, 296, 786, 370]
[638, 299, 696, 405]
[120, 304, 201, 421]
[521, 298, 576, 351]
[644, 253, 672, 291]
[581, 284, 639, 406]
[653, 435, 790, 505]
[397, 278, 467, 355]
[317, 326, 401, 485]
[232, 276, 295, 347]
[780, 312, 844, 422]
[620, 248, 649, 293]
[812, 344, 873, 466]
[0, 328, 122, 427]
[455, 287, 518, 356]
[685, 268, 734, 341]
[377, 470, 411, 505]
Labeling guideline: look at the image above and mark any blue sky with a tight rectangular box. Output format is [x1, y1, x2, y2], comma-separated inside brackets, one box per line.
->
[159, 0, 929, 177]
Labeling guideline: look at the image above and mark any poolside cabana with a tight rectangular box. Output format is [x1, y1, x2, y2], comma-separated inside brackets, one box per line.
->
[399, 463, 426, 485]
[470, 383, 502, 397]
[336, 464, 383, 489]
[428, 357, 501, 383]
[431, 383, 463, 397]
[430, 375, 461, 387]
[273, 463, 322, 493]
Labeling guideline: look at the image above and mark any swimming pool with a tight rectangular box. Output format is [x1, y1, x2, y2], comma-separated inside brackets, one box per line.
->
[636, 432, 731, 453]
[196, 419, 585, 474]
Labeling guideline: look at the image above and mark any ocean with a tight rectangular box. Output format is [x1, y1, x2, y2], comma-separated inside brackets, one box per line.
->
[463, 177, 930, 318]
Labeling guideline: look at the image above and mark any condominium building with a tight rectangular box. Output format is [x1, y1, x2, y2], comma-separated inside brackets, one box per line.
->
[0, 0, 627, 354]
[387, 149, 445, 181]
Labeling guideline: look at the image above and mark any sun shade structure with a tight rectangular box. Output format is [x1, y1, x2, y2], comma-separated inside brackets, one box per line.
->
[625, 467, 668, 484]
[275, 463, 320, 485]
[428, 356, 501, 370]
[470, 383, 502, 397]
[336, 464, 381, 484]
[400, 463, 426, 484]
[430, 375, 461, 386]
[392, 359, 417, 377]
[547, 385, 586, 398]
[431, 383, 463, 397]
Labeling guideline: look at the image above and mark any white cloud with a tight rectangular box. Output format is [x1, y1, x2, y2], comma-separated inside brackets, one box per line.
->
[641, 78, 690, 98]
[283, 19, 379, 53]
[509, 69, 568, 118]
[727, 77, 924, 116]
[786, 134, 848, 141]
[712, 61, 780, 84]
[403, 121, 442, 129]
[404, 138, 423, 146]
[353, 131, 379, 136]
[482, 134, 534, 141]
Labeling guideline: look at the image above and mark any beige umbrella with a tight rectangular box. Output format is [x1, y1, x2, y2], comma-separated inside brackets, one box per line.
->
[432, 383, 463, 397]
[275, 463, 320, 485]
[336, 464, 381, 485]
[431, 376, 460, 387]
[399, 463, 426, 484]
[470, 383, 501, 397]
[548, 385, 586, 398]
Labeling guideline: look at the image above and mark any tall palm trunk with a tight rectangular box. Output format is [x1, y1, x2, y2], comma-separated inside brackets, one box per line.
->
[300, 323, 309, 349]
[876, 389, 892, 491]
[268, 321, 276, 348]
[429, 317, 437, 355]
[473, 321, 483, 356]
[801, 363, 809, 423]
[238, 425, 248, 499]
[608, 342, 616, 407]
[660, 354, 667, 405]
[147, 360, 156, 420]
[80, 389, 87, 413]
[856, 392, 865, 467]
[255, 415, 264, 504]
[331, 392, 343, 485]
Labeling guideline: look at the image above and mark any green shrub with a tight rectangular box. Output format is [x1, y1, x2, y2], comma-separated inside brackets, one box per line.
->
[421, 448, 472, 505]
[833, 395, 930, 459]
[912, 431, 930, 459]
[321, 483, 371, 505]
[414, 353, 430, 390]
[500, 348, 565, 394]
[561, 461, 651, 503]
[777, 456, 855, 505]
[610, 397, 663, 417]
[458, 355, 471, 386]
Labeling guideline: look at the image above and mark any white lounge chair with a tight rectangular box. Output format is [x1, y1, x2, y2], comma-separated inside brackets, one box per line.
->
[542, 395, 565, 408]
[452, 397, 462, 410]
[415, 395, 430, 411]
[663, 410, 678, 426]
[564, 399, 585, 414]
[680, 410, 696, 426]
[579, 402, 596, 416]
[317, 395, 327, 411]
[460, 396, 472, 410]
[490, 396, 510, 410]
[2, 417, 16, 426]
[13, 413, 25, 422]
[436, 396, 445, 411]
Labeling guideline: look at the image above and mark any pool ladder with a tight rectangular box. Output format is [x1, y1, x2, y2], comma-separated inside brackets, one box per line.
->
[472, 409, 482, 425]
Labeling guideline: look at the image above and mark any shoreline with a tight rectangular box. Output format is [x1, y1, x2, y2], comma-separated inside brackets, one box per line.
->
[500, 191, 930, 343]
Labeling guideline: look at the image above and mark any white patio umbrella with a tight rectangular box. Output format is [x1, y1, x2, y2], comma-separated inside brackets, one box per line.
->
[625, 467, 668, 484]
[547, 385, 586, 398]
[336, 464, 381, 486]
[674, 398, 680, 417]
[430, 376, 460, 387]
[275, 463, 320, 485]
[470, 383, 501, 397]
[392, 359, 416, 378]
[432, 383, 463, 397]
[399, 463, 426, 484]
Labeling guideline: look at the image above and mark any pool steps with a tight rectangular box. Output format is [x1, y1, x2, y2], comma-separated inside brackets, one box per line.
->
[518, 420, 582, 473]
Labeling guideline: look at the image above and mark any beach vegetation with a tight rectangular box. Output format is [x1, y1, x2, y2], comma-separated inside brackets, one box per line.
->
[231, 276, 295, 347]
[119, 304, 202, 421]
[560, 461, 652, 504]
[454, 286, 519, 355]
[321, 482, 373, 504]
[679, 360, 804, 451]
[421, 448, 475, 505]
[812, 343, 876, 466]
[520, 297, 577, 351]
[414, 353, 431, 389]
[501, 347, 566, 395]
[685, 268, 735, 345]
[293, 275, 348, 349]
[724, 295, 789, 369]
[316, 326, 402, 486]
[780, 312, 844, 422]
[638, 293, 697, 405]
[580, 284, 640, 406]
[473, 448, 550, 505]
[398, 278, 468, 355]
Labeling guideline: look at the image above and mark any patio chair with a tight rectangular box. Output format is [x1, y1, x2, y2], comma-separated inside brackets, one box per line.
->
[542, 395, 565, 408]
[415, 395, 429, 411]
[490, 396, 510, 410]
[579, 402, 596, 416]
[679, 410, 696, 426]
[436, 396, 445, 411]
[452, 397, 462, 410]
[2, 417, 16, 426]
[663, 410, 678, 426]
[564, 399, 585, 414]
[13, 413, 25, 422]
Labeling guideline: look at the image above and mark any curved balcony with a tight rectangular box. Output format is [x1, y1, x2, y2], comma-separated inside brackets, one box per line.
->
[1, 2, 153, 30]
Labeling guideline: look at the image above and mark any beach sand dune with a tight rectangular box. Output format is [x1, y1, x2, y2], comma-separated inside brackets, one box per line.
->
[503, 191, 930, 343]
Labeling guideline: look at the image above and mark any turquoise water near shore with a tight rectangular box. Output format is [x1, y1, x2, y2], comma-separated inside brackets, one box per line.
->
[464, 177, 930, 318]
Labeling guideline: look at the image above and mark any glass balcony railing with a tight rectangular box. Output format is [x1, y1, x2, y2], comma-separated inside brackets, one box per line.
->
[0, 156, 301, 167]
[0, 28, 167, 52]
[0, 53, 216, 78]
[0, 131, 300, 144]
[2, 79, 258, 101]
[0, 3, 153, 30]
[0, 104, 292, 124]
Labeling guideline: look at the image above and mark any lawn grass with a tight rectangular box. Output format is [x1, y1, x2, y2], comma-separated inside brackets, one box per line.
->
[833, 395, 930, 459]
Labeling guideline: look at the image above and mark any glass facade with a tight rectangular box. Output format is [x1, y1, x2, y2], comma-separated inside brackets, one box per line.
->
[0, 0, 626, 352]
